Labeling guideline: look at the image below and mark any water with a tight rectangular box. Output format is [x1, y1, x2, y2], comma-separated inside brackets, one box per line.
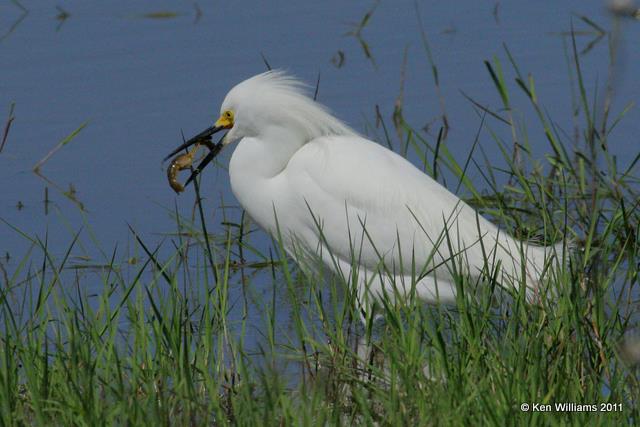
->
[1, 1, 638, 330]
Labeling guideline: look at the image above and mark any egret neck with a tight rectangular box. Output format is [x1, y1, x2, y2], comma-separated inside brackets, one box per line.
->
[230, 125, 307, 180]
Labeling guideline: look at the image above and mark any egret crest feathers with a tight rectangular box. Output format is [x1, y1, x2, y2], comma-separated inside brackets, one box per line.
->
[224, 70, 357, 141]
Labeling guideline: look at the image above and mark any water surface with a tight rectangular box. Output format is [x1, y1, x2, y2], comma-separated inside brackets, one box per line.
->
[1, 1, 638, 330]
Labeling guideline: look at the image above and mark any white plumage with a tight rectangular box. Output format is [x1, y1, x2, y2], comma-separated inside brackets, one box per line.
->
[205, 71, 560, 312]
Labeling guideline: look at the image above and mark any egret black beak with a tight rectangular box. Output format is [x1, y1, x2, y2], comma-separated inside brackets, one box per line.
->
[182, 134, 225, 188]
[164, 124, 228, 191]
[163, 124, 225, 161]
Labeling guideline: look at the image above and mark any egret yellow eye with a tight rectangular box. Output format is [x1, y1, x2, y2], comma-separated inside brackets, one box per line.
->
[215, 110, 234, 128]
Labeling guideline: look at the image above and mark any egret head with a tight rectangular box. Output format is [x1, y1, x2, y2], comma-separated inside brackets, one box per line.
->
[217, 70, 355, 145]
[164, 71, 355, 186]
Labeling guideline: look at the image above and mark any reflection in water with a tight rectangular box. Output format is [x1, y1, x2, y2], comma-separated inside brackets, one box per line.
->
[54, 6, 70, 32]
[0, 102, 15, 153]
[344, 1, 379, 70]
[138, 11, 184, 20]
[415, 2, 450, 137]
[31, 122, 88, 212]
[134, 4, 204, 22]
[1, 2, 27, 42]
[608, 0, 640, 19]
[33, 171, 84, 212]
[552, 15, 606, 56]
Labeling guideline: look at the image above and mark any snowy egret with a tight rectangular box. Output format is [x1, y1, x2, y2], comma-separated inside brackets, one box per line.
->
[165, 71, 561, 314]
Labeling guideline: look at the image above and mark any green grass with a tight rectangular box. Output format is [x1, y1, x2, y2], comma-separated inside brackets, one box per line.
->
[1, 31, 639, 426]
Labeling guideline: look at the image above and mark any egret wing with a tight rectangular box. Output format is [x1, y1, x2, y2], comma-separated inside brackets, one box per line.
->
[283, 135, 499, 276]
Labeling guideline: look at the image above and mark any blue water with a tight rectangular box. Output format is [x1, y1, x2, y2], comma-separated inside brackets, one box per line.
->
[1, 1, 638, 341]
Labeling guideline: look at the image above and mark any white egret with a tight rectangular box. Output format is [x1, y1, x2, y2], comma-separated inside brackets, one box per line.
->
[165, 71, 561, 315]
